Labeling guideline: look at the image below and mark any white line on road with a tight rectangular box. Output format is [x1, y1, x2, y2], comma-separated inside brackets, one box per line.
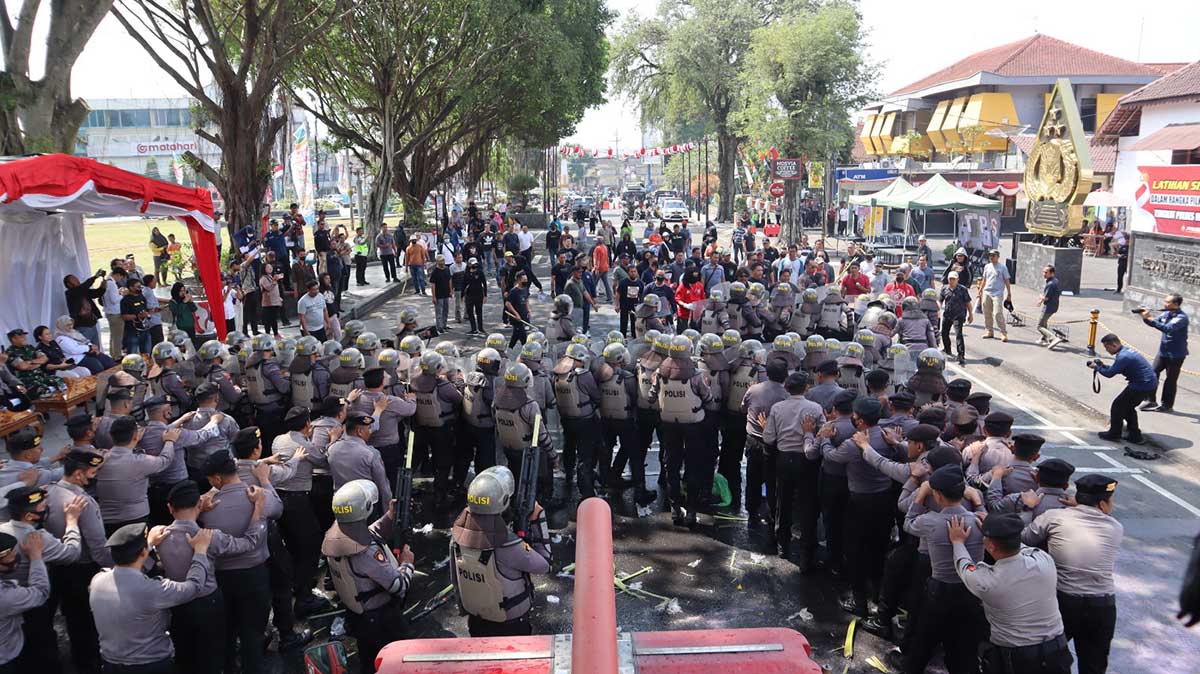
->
[1132, 475, 1200, 518]
[1012, 425, 1086, 432]
[1044, 444, 1118, 451]
[945, 366, 1062, 429]
[1060, 431, 1091, 447]
[1094, 452, 1130, 469]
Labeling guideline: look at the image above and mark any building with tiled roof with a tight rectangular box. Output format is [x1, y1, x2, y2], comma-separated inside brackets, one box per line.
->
[845, 34, 1170, 237]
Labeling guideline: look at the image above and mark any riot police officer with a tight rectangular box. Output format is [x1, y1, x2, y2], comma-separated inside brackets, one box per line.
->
[518, 341, 555, 417]
[493, 363, 554, 505]
[150, 341, 193, 417]
[398, 335, 424, 382]
[462, 349, 501, 474]
[289, 336, 328, 408]
[631, 331, 666, 496]
[329, 347, 366, 399]
[597, 343, 653, 504]
[743, 282, 770, 340]
[552, 343, 603, 499]
[222, 331, 249, 386]
[197, 339, 244, 414]
[394, 309, 419, 342]
[700, 288, 731, 335]
[355, 331, 381, 370]
[376, 348, 404, 395]
[697, 333, 729, 506]
[410, 352, 464, 504]
[909, 348, 948, 408]
[721, 339, 765, 505]
[244, 334, 290, 448]
[651, 335, 713, 528]
[768, 333, 802, 371]
[449, 468, 550, 637]
[341, 319, 366, 349]
[634, 295, 667, 338]
[548, 295, 576, 358]
[321, 480, 414, 674]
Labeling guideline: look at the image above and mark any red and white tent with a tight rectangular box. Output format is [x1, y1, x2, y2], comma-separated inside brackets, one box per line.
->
[0, 154, 225, 341]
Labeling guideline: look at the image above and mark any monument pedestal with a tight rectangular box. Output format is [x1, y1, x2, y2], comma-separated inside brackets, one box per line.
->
[1015, 241, 1082, 294]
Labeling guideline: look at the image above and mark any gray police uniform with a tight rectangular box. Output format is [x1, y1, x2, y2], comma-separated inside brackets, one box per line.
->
[986, 484, 1068, 524]
[0, 556, 49, 667]
[494, 386, 553, 502]
[205, 365, 243, 412]
[141, 418, 222, 524]
[450, 509, 550, 636]
[180, 409, 240, 486]
[410, 372, 464, 497]
[553, 358, 604, 498]
[597, 363, 639, 492]
[95, 442, 176, 531]
[650, 357, 712, 513]
[461, 373, 498, 475]
[719, 358, 765, 500]
[741, 378, 787, 519]
[763, 394, 824, 556]
[328, 435, 393, 507]
[245, 354, 290, 445]
[350, 391, 417, 484]
[633, 352, 664, 493]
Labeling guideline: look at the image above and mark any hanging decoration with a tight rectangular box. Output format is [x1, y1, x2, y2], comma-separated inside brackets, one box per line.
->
[557, 143, 697, 159]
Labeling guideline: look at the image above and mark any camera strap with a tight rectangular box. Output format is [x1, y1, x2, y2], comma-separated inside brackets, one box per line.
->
[1092, 368, 1101, 394]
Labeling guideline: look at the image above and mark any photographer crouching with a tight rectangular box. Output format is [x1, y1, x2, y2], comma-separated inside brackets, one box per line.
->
[1088, 333, 1157, 445]
[1137, 294, 1189, 414]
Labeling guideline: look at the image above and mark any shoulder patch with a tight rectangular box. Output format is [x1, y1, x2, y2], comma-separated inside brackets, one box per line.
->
[523, 543, 532, 553]
[375, 550, 386, 563]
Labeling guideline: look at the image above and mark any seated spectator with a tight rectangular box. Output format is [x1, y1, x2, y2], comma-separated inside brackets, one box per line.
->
[5, 328, 59, 397]
[33, 325, 91, 379]
[53, 316, 117, 374]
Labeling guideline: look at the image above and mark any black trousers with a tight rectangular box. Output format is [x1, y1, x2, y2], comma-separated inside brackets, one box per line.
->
[354, 255, 369, 284]
[1149, 355, 1186, 408]
[1107, 385, 1150, 437]
[216, 564, 271, 674]
[279, 489, 322, 599]
[619, 306, 636, 336]
[775, 452, 820, 558]
[377, 442, 404, 491]
[380, 254, 397, 281]
[1058, 593, 1116, 674]
[744, 436, 773, 520]
[347, 600, 408, 674]
[171, 588, 226, 674]
[465, 424, 498, 473]
[465, 297, 484, 333]
[631, 408, 659, 485]
[261, 305, 280, 335]
[981, 636, 1072, 674]
[719, 414, 747, 505]
[847, 490, 894, 601]
[48, 563, 100, 673]
[604, 417, 639, 488]
[310, 473, 335, 534]
[255, 403, 287, 453]
[941, 316, 966, 358]
[416, 424, 458, 495]
[819, 471, 849, 573]
[562, 415, 602, 498]
[1116, 255, 1128, 292]
[659, 420, 709, 512]
[878, 535, 919, 620]
[467, 614, 532, 637]
[904, 579, 987, 674]
[99, 660, 173, 674]
[266, 521, 297, 635]
[504, 447, 554, 507]
[508, 321, 528, 348]
[242, 290, 261, 335]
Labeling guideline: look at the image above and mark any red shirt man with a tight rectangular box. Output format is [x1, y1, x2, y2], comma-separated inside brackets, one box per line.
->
[840, 262, 871, 298]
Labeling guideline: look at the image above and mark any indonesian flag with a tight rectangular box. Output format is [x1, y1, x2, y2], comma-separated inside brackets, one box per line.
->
[769, 146, 780, 160]
[606, 148, 613, 157]
[272, 163, 284, 179]
[1135, 172, 1154, 214]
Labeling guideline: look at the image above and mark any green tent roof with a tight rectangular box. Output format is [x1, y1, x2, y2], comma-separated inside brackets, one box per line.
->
[847, 177, 913, 206]
[875, 173, 1001, 211]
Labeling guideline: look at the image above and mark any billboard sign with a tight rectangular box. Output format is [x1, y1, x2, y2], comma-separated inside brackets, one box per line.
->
[1134, 165, 1200, 239]
[772, 158, 802, 180]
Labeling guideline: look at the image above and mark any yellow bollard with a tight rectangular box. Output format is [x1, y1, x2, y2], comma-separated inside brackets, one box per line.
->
[1087, 308, 1100, 355]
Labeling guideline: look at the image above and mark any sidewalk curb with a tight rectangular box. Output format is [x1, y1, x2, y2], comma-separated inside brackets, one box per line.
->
[345, 280, 409, 321]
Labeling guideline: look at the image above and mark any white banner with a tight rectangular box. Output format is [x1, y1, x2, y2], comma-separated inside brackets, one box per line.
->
[290, 121, 315, 224]
[336, 151, 350, 196]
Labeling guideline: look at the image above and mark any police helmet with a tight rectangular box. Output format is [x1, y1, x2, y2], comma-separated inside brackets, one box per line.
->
[338, 347, 365, 370]
[377, 348, 400, 369]
[275, 337, 296, 355]
[643, 294, 662, 311]
[844, 342, 865, 360]
[434, 341, 459, 358]
[486, 333, 507, 351]
[699, 333, 724, 355]
[651, 333, 670, 356]
[738, 339, 763, 360]
[322, 340, 344, 358]
[747, 282, 767, 303]
[198, 339, 225, 361]
[419, 351, 445, 374]
[801, 288, 820, 304]
[554, 294, 574, 315]
[520, 341, 544, 362]
[295, 336, 322, 357]
[682, 329, 700, 344]
[722, 329, 741, 348]
[343, 320, 366, 341]
[251, 334, 275, 352]
[729, 282, 747, 300]
[527, 331, 547, 346]
[877, 311, 898, 330]
[570, 334, 589, 346]
[901, 296, 920, 313]
[825, 338, 844, 358]
[565, 343, 591, 367]
[605, 330, 625, 346]
[120, 353, 147, 375]
[918, 347, 945, 372]
[854, 329, 876, 347]
[168, 330, 190, 349]
[331, 479, 377, 523]
[888, 343, 909, 359]
[398, 310, 418, 326]
[772, 334, 795, 353]
[355, 332, 380, 352]
[603, 343, 629, 365]
[921, 288, 938, 301]
[502, 363, 532, 389]
[224, 330, 247, 348]
[399, 335, 423, 356]
[668, 335, 692, 358]
[476, 348, 502, 375]
[152, 341, 182, 363]
[709, 288, 727, 304]
[466, 468, 514, 515]
[805, 334, 826, 351]
[478, 466, 515, 498]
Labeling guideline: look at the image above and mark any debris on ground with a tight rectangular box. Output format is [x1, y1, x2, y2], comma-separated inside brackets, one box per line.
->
[546, 595, 560, 604]
[687, 559, 702, 568]
[865, 655, 890, 672]
[787, 608, 814, 623]
[659, 598, 682, 615]
[432, 555, 450, 570]
[843, 619, 858, 658]
[416, 523, 433, 534]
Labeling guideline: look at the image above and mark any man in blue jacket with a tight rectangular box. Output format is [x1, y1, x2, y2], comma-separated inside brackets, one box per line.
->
[1138, 293, 1189, 413]
[1089, 333, 1156, 444]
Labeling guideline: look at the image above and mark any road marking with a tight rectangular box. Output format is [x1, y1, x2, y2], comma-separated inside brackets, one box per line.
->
[1044, 444, 1118, 451]
[1094, 452, 1129, 469]
[1012, 425, 1086, 432]
[535, 256, 544, 264]
[1132, 475, 1200, 518]
[1060, 431, 1090, 447]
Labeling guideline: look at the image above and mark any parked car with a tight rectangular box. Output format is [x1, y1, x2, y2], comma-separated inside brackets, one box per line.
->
[659, 198, 688, 222]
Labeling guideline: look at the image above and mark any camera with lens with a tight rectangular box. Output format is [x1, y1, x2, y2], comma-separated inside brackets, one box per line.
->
[1130, 306, 1147, 315]
[1086, 358, 1103, 368]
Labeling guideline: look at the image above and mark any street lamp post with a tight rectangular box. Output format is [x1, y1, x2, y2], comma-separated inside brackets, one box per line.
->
[704, 135, 710, 226]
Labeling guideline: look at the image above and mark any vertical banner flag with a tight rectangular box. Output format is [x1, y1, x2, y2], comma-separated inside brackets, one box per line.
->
[170, 153, 185, 185]
[337, 151, 350, 197]
[290, 121, 315, 225]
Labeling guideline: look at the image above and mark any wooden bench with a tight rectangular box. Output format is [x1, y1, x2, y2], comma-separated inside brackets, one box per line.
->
[0, 409, 42, 440]
[34, 373, 101, 421]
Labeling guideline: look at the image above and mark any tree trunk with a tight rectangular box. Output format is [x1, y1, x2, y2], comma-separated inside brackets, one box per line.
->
[716, 126, 738, 223]
[779, 180, 802, 247]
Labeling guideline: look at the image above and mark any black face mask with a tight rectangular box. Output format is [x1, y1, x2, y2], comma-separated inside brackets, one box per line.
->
[26, 509, 47, 528]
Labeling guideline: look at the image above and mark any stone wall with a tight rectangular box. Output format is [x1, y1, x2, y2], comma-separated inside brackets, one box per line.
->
[1125, 231, 1200, 336]
[1015, 241, 1082, 294]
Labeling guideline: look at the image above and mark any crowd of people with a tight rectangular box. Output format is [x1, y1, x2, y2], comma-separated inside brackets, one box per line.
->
[0, 199, 1190, 674]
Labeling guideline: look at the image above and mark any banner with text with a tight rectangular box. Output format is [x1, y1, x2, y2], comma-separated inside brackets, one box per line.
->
[1134, 165, 1200, 239]
[290, 122, 314, 225]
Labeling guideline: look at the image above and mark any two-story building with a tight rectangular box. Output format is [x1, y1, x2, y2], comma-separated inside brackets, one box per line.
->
[848, 34, 1167, 236]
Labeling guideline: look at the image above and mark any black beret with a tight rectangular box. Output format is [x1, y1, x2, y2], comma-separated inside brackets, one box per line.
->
[6, 428, 41, 453]
[346, 413, 374, 427]
[946, 378, 972, 391]
[5, 486, 46, 514]
[928, 464, 965, 492]
[109, 415, 139, 438]
[65, 413, 93, 429]
[852, 396, 883, 418]
[1035, 458, 1075, 482]
[0, 532, 16, 556]
[203, 450, 237, 476]
[981, 513, 1024, 539]
[105, 522, 148, 550]
[966, 392, 992, 403]
[1012, 433, 1046, 452]
[167, 481, 201, 508]
[194, 382, 219, 399]
[951, 406, 979, 426]
[984, 411, 1014, 426]
[888, 390, 915, 409]
[832, 389, 858, 406]
[815, 359, 840, 375]
[907, 424, 941, 444]
[319, 395, 345, 418]
[232, 427, 262, 452]
[141, 395, 169, 409]
[1075, 474, 1118, 496]
[106, 387, 133, 401]
[284, 406, 310, 423]
[865, 370, 891, 388]
[927, 446, 963, 470]
[66, 450, 104, 467]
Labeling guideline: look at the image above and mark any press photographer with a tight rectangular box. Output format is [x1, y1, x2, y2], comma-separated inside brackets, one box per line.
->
[1088, 333, 1157, 445]
[1137, 294, 1189, 414]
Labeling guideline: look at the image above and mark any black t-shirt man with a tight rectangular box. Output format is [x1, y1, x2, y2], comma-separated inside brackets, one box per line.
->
[429, 264, 453, 299]
[119, 285, 149, 334]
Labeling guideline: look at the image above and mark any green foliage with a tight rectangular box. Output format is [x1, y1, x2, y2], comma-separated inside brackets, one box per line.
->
[507, 173, 539, 205]
[166, 242, 195, 282]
